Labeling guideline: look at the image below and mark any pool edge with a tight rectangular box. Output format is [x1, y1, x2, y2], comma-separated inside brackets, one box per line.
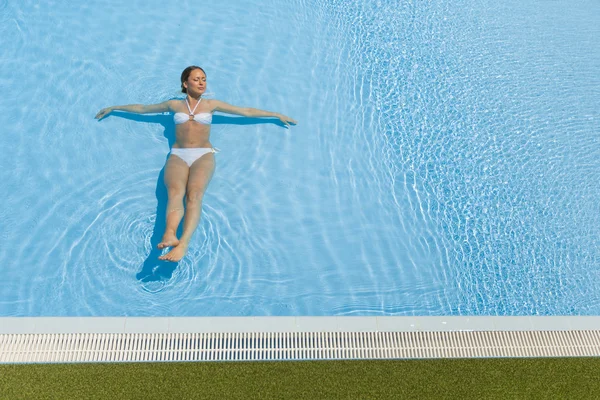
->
[2, 316, 600, 334]
[3, 317, 600, 362]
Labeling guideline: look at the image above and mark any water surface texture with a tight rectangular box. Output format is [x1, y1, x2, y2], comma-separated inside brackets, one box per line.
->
[1, 0, 599, 316]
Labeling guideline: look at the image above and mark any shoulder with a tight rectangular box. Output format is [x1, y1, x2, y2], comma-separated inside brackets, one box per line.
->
[166, 99, 184, 112]
[203, 99, 248, 116]
[205, 98, 222, 112]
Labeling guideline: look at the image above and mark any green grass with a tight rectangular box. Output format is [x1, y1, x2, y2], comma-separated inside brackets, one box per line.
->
[1, 358, 598, 399]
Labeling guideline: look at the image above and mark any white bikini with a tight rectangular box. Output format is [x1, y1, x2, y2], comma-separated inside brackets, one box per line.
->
[170, 98, 219, 167]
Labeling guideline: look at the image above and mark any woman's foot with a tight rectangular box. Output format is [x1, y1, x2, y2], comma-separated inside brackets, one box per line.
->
[158, 231, 179, 249]
[159, 242, 188, 262]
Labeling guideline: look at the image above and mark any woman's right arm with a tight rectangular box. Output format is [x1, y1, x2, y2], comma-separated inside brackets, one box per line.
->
[95, 100, 174, 120]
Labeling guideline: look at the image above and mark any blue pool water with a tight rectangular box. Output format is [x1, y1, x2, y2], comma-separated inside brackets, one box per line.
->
[1, 0, 599, 317]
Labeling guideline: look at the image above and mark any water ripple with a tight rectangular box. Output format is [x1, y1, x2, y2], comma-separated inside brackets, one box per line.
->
[2, 0, 599, 316]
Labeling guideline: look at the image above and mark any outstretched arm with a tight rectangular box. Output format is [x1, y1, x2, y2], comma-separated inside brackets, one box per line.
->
[95, 100, 174, 120]
[211, 100, 297, 127]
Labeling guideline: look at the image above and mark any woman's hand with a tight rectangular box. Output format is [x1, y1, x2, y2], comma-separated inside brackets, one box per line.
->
[277, 114, 297, 128]
[95, 107, 113, 120]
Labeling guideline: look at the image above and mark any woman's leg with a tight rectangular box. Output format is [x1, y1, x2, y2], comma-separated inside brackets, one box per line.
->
[159, 153, 215, 262]
[157, 155, 189, 249]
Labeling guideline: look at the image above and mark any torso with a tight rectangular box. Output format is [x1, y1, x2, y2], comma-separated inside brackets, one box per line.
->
[171, 98, 213, 148]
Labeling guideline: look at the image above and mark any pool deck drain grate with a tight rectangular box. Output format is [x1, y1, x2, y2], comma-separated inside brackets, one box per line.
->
[1, 317, 600, 363]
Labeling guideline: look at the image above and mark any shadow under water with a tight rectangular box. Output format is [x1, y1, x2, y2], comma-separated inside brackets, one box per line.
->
[99, 108, 286, 283]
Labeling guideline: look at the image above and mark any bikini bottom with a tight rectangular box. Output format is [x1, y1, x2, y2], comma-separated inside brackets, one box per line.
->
[170, 147, 219, 167]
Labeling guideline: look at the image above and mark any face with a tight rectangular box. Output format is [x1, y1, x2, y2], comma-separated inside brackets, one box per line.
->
[184, 69, 207, 95]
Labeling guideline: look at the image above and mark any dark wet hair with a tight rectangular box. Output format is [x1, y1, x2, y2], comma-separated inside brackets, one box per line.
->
[180, 66, 206, 93]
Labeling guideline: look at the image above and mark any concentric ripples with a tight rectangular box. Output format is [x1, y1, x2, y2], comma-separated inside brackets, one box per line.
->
[9, 166, 244, 315]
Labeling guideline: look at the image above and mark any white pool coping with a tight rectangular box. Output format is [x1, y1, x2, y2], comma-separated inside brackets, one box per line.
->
[4, 317, 600, 362]
[2, 316, 600, 334]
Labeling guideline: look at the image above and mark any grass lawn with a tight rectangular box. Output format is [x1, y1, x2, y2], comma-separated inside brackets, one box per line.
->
[1, 357, 598, 399]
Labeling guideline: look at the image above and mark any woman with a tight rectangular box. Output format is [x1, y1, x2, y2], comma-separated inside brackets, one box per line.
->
[95, 66, 296, 262]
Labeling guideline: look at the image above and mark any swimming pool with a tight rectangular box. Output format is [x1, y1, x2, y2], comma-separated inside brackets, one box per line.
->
[0, 0, 598, 317]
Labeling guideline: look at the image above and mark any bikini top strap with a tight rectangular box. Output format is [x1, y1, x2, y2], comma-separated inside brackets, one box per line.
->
[185, 97, 201, 115]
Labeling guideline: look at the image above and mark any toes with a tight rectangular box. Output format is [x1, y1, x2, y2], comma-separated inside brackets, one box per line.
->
[158, 247, 184, 262]
[158, 241, 179, 250]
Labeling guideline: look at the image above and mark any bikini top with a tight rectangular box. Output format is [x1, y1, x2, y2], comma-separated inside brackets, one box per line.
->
[174, 98, 212, 125]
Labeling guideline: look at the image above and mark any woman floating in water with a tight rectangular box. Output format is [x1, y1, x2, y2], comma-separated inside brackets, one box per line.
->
[95, 66, 296, 262]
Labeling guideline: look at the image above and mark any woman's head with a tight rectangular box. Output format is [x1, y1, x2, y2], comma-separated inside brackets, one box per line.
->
[181, 66, 207, 94]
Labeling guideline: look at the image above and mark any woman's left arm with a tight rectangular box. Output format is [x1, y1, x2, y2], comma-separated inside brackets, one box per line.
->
[211, 100, 297, 127]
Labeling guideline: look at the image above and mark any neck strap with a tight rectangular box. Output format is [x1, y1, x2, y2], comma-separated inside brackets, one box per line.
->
[185, 97, 201, 115]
